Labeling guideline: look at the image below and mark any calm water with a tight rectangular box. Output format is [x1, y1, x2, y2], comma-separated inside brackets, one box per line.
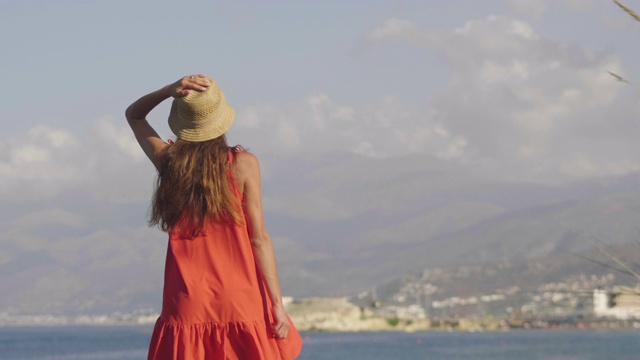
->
[0, 326, 639, 360]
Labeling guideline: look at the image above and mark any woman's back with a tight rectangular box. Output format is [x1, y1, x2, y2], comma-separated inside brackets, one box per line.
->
[159, 149, 263, 324]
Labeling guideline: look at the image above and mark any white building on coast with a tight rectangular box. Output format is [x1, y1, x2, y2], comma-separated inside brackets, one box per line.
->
[593, 287, 640, 320]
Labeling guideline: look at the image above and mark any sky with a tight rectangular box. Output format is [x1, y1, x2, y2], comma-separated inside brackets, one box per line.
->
[1, 0, 639, 198]
[1, 0, 640, 308]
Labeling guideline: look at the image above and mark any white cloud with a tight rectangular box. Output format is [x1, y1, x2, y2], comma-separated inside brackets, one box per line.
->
[276, 120, 300, 148]
[363, 15, 639, 182]
[0, 12, 636, 205]
[0, 118, 154, 202]
[11, 144, 50, 164]
[439, 137, 468, 160]
[228, 11, 638, 182]
[93, 115, 146, 162]
[230, 93, 464, 160]
[481, 60, 529, 83]
[0, 126, 81, 199]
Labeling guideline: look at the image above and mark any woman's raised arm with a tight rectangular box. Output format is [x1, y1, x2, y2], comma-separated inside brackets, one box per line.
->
[125, 74, 211, 169]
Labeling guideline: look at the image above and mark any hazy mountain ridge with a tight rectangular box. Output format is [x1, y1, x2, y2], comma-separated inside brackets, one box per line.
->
[306, 195, 640, 295]
[262, 154, 640, 296]
[1, 152, 639, 315]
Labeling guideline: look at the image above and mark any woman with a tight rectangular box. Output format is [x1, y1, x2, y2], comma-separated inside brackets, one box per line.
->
[125, 74, 302, 359]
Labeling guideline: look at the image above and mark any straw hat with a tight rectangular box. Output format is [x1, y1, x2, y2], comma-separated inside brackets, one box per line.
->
[168, 77, 235, 142]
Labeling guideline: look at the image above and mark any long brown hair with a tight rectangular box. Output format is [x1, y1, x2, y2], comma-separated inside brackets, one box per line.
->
[150, 135, 243, 237]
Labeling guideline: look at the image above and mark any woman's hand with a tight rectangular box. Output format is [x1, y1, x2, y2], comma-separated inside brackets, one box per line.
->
[271, 304, 291, 340]
[168, 74, 211, 98]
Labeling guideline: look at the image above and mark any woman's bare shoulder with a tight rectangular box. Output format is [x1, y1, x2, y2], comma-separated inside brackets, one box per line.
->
[233, 150, 261, 188]
[234, 150, 260, 171]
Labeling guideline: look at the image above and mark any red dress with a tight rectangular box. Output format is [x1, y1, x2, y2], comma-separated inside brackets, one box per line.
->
[147, 149, 302, 360]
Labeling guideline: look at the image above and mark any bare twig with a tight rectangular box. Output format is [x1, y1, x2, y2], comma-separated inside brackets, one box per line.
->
[614, 0, 640, 22]
[600, 242, 640, 273]
[585, 235, 640, 280]
[555, 218, 640, 281]
[583, 235, 640, 280]
[608, 71, 631, 84]
[567, 251, 638, 279]
[607, 70, 640, 89]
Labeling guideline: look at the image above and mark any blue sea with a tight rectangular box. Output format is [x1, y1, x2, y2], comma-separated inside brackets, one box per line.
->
[0, 326, 639, 360]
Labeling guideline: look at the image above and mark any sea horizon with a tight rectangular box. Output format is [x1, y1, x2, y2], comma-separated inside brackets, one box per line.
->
[2, 326, 640, 360]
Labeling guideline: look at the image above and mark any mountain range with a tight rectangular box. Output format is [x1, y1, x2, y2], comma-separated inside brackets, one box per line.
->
[1, 151, 639, 315]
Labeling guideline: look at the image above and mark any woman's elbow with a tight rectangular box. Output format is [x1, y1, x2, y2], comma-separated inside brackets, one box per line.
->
[125, 104, 142, 122]
[125, 107, 136, 123]
[250, 234, 272, 248]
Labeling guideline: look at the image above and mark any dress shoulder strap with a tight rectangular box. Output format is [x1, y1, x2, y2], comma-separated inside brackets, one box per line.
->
[226, 146, 244, 197]
[227, 145, 244, 165]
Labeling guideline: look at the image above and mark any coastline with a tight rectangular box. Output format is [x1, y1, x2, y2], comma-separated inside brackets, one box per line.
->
[2, 297, 639, 331]
[285, 297, 640, 332]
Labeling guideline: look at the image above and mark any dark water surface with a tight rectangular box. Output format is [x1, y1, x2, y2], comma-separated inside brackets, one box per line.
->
[0, 326, 638, 359]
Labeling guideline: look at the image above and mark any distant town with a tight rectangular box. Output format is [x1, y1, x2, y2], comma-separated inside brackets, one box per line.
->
[284, 268, 640, 332]
[2, 268, 640, 331]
